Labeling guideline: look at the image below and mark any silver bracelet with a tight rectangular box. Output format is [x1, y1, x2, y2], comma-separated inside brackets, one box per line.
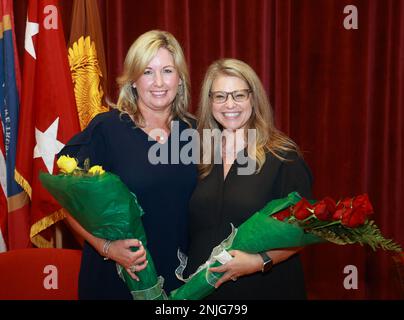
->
[102, 239, 113, 260]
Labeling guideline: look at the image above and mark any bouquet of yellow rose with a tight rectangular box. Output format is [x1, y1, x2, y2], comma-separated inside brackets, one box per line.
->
[39, 156, 166, 300]
[169, 192, 401, 300]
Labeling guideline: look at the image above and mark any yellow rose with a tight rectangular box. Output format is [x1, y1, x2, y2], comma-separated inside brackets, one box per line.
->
[57, 155, 78, 174]
[88, 165, 105, 175]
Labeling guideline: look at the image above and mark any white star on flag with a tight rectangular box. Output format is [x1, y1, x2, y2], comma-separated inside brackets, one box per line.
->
[34, 118, 65, 174]
[25, 19, 39, 59]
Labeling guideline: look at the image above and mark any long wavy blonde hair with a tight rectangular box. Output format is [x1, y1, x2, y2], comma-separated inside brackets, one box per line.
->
[197, 58, 301, 179]
[111, 30, 193, 127]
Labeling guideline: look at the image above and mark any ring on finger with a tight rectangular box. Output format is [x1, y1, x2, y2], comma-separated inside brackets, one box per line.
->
[231, 277, 237, 281]
[130, 265, 137, 273]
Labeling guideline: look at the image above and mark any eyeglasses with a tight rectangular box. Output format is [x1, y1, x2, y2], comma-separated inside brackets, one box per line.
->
[209, 89, 252, 104]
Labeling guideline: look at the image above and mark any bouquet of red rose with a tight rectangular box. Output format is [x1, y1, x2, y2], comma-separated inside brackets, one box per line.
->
[169, 192, 401, 300]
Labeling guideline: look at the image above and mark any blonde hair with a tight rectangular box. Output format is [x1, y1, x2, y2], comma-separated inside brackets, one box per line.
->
[197, 58, 301, 179]
[111, 30, 193, 126]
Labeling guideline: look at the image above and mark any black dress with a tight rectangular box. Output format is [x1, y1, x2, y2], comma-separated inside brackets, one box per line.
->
[186, 151, 313, 300]
[60, 109, 198, 299]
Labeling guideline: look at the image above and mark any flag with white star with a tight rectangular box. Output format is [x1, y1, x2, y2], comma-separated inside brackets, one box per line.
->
[15, 0, 80, 248]
[0, 0, 31, 251]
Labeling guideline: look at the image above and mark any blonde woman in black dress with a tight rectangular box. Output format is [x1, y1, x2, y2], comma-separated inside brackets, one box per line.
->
[61, 30, 197, 299]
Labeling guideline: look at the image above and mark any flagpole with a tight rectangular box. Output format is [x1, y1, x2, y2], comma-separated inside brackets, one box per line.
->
[55, 224, 63, 248]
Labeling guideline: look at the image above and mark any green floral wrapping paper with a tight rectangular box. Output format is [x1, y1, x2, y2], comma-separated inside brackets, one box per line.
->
[169, 192, 401, 300]
[39, 171, 166, 300]
[169, 192, 321, 300]
[40, 158, 401, 301]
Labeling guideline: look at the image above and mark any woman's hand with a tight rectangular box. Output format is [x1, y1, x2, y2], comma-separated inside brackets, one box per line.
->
[105, 239, 148, 281]
[64, 213, 148, 281]
[210, 247, 303, 288]
[209, 250, 262, 288]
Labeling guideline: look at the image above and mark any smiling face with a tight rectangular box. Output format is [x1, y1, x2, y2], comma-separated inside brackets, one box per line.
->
[134, 47, 181, 113]
[211, 75, 253, 131]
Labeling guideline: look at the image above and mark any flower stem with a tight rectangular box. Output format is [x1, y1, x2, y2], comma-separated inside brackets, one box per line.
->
[301, 214, 316, 223]
[311, 220, 341, 230]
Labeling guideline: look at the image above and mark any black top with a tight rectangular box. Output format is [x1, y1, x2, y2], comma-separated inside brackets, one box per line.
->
[186, 151, 313, 300]
[60, 109, 198, 299]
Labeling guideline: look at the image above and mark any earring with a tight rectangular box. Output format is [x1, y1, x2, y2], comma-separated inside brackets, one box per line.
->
[131, 86, 138, 99]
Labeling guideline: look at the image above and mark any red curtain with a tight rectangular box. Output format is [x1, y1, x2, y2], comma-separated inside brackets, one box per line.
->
[13, 0, 404, 299]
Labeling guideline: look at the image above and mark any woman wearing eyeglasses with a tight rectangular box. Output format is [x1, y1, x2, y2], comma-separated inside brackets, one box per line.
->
[185, 58, 313, 299]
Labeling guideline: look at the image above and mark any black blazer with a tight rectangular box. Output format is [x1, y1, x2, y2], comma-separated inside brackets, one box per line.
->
[187, 151, 313, 300]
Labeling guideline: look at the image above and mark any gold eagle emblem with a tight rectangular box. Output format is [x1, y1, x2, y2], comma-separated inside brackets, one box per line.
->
[68, 36, 108, 130]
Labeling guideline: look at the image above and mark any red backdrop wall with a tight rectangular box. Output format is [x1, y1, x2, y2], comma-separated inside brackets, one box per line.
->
[12, 0, 404, 299]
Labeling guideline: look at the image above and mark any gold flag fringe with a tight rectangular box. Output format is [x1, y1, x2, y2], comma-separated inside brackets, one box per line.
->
[14, 169, 32, 199]
[30, 208, 67, 248]
[14, 171, 69, 247]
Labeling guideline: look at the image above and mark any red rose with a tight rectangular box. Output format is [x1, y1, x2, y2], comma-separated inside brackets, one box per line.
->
[336, 194, 374, 227]
[332, 197, 352, 220]
[341, 206, 368, 227]
[273, 208, 291, 221]
[313, 197, 336, 221]
[293, 198, 313, 220]
[352, 194, 374, 217]
[340, 207, 352, 224]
